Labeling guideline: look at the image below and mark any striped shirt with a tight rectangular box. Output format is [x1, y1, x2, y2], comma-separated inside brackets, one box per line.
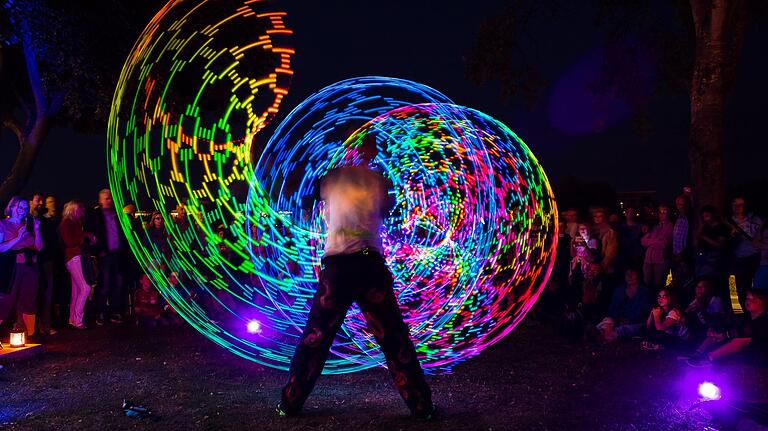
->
[672, 216, 689, 255]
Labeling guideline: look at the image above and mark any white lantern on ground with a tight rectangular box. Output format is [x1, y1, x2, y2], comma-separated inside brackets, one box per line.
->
[9, 329, 25, 348]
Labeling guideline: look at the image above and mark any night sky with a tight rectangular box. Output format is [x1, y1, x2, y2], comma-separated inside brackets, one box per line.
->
[2, 0, 766, 206]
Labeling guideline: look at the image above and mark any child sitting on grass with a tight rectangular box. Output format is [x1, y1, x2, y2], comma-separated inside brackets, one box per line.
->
[134, 273, 165, 328]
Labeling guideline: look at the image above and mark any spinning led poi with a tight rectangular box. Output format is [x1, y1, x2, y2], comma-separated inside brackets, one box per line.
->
[108, 0, 558, 374]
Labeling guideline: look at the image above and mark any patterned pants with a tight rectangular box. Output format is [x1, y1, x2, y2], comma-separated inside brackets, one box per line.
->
[281, 249, 432, 416]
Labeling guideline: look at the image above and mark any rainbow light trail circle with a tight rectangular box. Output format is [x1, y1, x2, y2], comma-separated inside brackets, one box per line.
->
[107, 0, 557, 374]
[107, 0, 299, 365]
[247, 100, 558, 373]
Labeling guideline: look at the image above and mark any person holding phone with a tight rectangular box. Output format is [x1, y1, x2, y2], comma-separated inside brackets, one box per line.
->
[0, 196, 44, 337]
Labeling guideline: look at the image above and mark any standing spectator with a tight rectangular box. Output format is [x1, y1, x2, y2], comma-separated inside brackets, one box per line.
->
[554, 219, 572, 287]
[694, 206, 730, 297]
[121, 203, 142, 298]
[617, 206, 644, 276]
[44, 196, 58, 218]
[728, 197, 762, 306]
[591, 208, 618, 276]
[608, 212, 621, 229]
[672, 195, 693, 302]
[37, 193, 63, 335]
[173, 202, 190, 235]
[754, 221, 768, 290]
[0, 197, 43, 337]
[570, 223, 598, 281]
[86, 189, 128, 325]
[59, 201, 95, 330]
[641, 204, 674, 292]
[29, 193, 45, 219]
[122, 204, 141, 231]
[685, 278, 726, 340]
[43, 195, 67, 326]
[146, 211, 171, 259]
[562, 208, 579, 240]
[597, 269, 650, 342]
[672, 195, 693, 265]
[216, 224, 234, 262]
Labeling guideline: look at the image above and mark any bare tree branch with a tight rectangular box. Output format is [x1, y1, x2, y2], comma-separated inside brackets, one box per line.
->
[2, 117, 24, 144]
[20, 22, 47, 121]
[12, 87, 34, 131]
[47, 91, 64, 117]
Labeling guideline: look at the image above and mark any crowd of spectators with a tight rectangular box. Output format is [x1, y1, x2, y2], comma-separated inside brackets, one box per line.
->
[539, 191, 768, 368]
[0, 189, 184, 344]
[1, 186, 766, 371]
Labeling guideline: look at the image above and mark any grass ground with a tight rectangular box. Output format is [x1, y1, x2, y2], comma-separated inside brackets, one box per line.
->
[1, 319, 767, 430]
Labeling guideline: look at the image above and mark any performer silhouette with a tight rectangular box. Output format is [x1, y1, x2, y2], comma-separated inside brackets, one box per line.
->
[278, 138, 435, 419]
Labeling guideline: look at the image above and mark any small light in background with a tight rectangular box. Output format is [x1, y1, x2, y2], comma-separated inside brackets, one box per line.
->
[247, 320, 262, 334]
[698, 382, 721, 401]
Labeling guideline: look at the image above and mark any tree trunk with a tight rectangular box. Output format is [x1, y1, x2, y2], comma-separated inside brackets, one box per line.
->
[0, 124, 46, 203]
[688, 0, 727, 216]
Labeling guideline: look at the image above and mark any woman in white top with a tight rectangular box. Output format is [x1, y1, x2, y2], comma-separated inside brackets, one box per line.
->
[643, 288, 689, 349]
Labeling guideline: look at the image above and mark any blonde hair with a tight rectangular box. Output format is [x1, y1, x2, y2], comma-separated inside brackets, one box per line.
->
[4, 196, 25, 217]
[62, 200, 85, 221]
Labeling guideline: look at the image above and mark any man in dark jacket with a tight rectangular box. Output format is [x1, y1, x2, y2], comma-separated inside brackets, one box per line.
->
[86, 189, 129, 325]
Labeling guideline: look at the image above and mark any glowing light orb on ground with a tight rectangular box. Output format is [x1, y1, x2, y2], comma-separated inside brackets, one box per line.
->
[698, 382, 722, 401]
[247, 320, 262, 334]
[247, 97, 558, 373]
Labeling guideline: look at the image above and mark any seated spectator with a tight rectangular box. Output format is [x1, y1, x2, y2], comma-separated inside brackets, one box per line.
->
[577, 262, 609, 324]
[688, 289, 768, 367]
[643, 288, 690, 349]
[685, 278, 726, 340]
[535, 276, 567, 325]
[161, 272, 184, 326]
[134, 273, 165, 328]
[596, 269, 650, 342]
